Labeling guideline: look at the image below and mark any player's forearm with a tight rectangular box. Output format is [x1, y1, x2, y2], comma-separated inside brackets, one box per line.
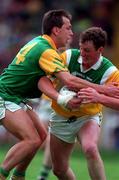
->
[38, 76, 79, 109]
[98, 94, 119, 110]
[38, 76, 59, 101]
[55, 71, 106, 93]
[69, 76, 107, 94]
[85, 83, 106, 94]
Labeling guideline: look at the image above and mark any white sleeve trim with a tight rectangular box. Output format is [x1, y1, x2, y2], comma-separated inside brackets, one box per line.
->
[100, 66, 117, 84]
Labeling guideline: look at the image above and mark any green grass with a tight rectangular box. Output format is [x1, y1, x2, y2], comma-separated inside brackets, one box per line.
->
[0, 145, 119, 180]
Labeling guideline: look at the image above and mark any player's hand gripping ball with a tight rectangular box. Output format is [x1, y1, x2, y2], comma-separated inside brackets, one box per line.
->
[57, 86, 77, 110]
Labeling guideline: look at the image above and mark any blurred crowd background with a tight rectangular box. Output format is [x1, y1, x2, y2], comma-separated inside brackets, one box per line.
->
[0, 0, 119, 150]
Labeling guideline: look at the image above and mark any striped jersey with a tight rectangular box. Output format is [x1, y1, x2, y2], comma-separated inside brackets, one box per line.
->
[52, 49, 119, 117]
[0, 35, 68, 104]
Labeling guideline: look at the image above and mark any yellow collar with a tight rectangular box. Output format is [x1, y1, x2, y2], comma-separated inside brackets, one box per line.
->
[42, 35, 57, 50]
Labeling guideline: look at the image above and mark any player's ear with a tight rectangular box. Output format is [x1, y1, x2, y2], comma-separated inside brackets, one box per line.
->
[98, 46, 104, 54]
[52, 26, 60, 36]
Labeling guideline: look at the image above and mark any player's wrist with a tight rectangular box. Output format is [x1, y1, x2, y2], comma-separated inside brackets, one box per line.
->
[97, 85, 107, 94]
[57, 94, 73, 108]
[57, 86, 77, 110]
[57, 94, 68, 107]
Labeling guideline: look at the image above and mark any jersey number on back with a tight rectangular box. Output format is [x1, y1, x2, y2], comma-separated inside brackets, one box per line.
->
[16, 42, 37, 64]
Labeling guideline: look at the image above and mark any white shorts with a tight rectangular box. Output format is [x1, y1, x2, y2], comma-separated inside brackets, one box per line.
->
[0, 96, 31, 124]
[49, 110, 102, 143]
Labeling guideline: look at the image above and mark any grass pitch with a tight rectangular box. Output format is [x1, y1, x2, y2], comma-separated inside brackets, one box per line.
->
[0, 145, 119, 180]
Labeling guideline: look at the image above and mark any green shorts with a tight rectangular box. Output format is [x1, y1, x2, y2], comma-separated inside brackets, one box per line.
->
[0, 96, 32, 124]
[49, 110, 102, 143]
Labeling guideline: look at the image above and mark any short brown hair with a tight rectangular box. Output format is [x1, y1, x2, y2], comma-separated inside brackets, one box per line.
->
[79, 27, 107, 50]
[42, 9, 72, 35]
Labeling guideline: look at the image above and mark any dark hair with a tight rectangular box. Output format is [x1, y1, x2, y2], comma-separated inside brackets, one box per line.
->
[79, 27, 107, 50]
[42, 9, 72, 35]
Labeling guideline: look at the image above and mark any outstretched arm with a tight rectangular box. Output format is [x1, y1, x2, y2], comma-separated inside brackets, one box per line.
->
[38, 76, 82, 110]
[79, 87, 119, 110]
[38, 76, 59, 101]
[55, 71, 119, 96]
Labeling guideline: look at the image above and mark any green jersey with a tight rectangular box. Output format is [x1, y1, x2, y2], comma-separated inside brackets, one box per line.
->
[67, 49, 117, 84]
[52, 49, 118, 117]
[0, 35, 67, 104]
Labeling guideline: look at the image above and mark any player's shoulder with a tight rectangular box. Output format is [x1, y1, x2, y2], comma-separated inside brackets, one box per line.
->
[102, 56, 114, 65]
[101, 56, 117, 71]
[65, 48, 80, 54]
[65, 48, 80, 59]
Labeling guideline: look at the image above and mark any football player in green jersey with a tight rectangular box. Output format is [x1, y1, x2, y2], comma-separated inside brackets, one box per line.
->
[0, 9, 75, 180]
[0, 9, 118, 180]
[39, 27, 119, 180]
[0, 9, 105, 180]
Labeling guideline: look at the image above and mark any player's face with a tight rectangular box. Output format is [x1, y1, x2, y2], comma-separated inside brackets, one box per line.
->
[57, 17, 73, 48]
[79, 41, 103, 68]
